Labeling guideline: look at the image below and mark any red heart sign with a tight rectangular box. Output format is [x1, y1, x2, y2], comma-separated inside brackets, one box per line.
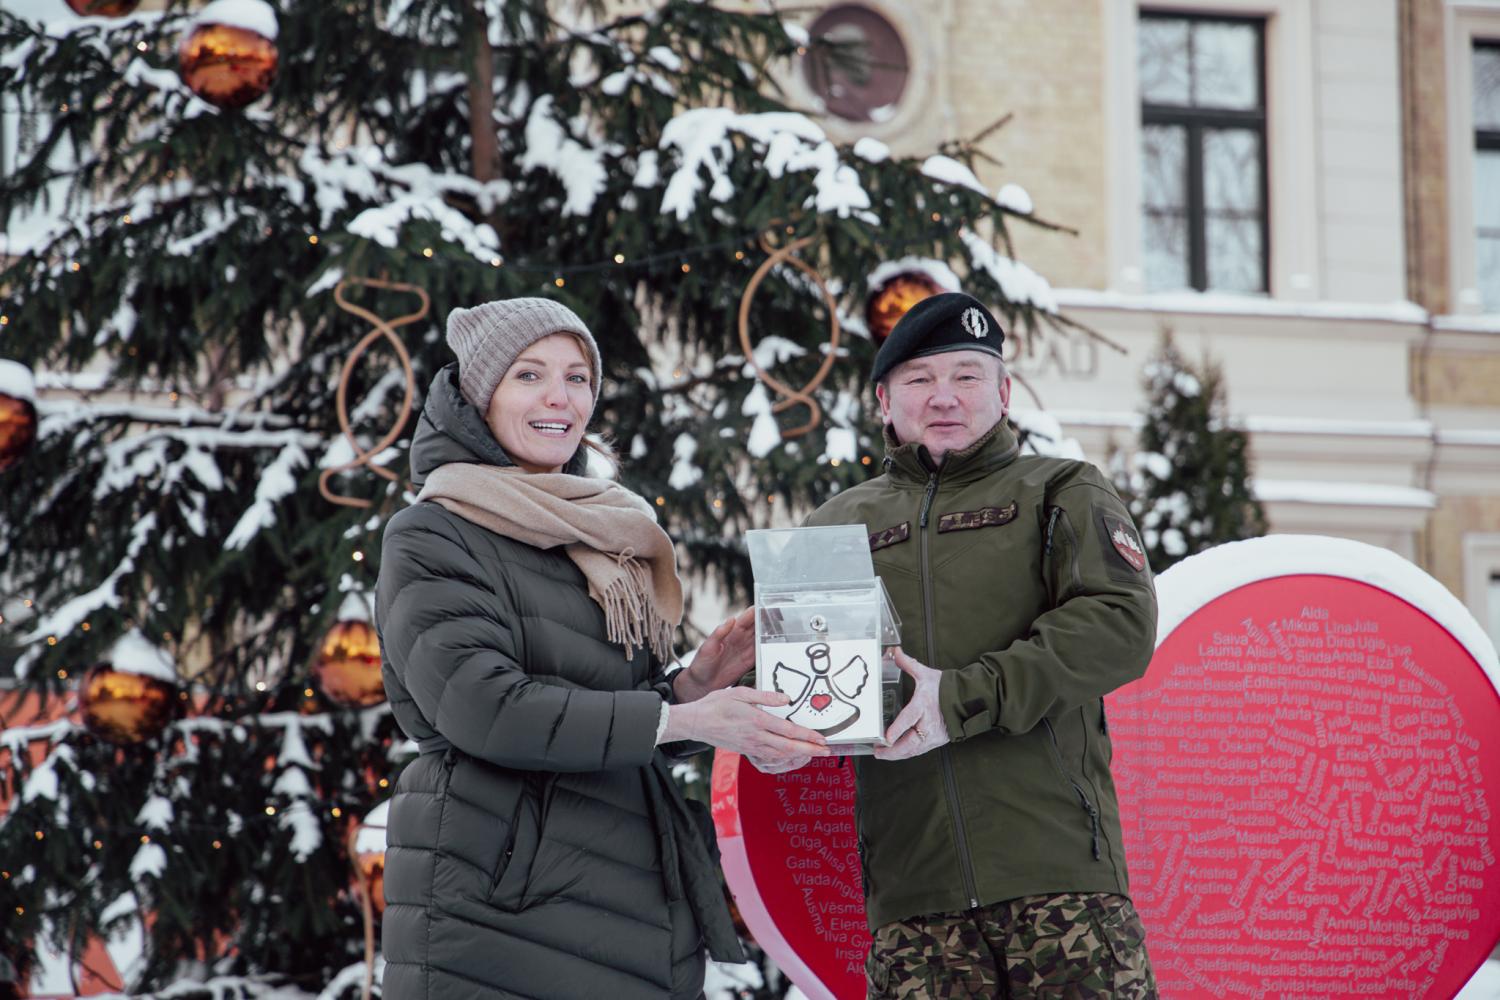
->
[712, 751, 865, 1000]
[1106, 537, 1500, 999]
[811, 693, 833, 711]
[713, 537, 1500, 999]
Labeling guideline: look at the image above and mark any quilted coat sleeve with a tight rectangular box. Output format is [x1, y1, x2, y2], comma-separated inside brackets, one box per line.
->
[939, 463, 1158, 740]
[377, 505, 663, 771]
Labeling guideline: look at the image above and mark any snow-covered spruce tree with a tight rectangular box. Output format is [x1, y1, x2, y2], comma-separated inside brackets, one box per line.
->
[1113, 332, 1267, 573]
[0, 0, 1079, 992]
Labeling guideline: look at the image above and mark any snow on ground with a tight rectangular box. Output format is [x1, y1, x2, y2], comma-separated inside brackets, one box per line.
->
[1154, 535, 1500, 682]
[1459, 960, 1500, 999]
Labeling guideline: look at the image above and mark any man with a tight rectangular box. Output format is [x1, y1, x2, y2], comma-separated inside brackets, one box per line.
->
[804, 292, 1159, 998]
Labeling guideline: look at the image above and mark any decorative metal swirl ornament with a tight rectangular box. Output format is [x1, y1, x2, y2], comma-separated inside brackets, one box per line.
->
[319, 277, 427, 509]
[736, 228, 842, 439]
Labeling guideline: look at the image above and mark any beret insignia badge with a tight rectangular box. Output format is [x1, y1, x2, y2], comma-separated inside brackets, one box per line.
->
[961, 307, 987, 339]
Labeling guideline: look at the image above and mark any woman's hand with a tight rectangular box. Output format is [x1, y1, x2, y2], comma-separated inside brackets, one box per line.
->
[745, 753, 813, 775]
[672, 606, 756, 702]
[662, 688, 830, 766]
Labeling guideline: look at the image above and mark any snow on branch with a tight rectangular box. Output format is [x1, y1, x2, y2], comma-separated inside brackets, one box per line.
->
[960, 229, 1059, 314]
[37, 398, 305, 439]
[334, 144, 505, 262]
[657, 108, 872, 222]
[224, 440, 311, 550]
[521, 96, 611, 216]
[920, 155, 987, 196]
[21, 513, 158, 650]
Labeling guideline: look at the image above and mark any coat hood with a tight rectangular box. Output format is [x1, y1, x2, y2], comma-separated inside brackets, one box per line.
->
[408, 362, 586, 487]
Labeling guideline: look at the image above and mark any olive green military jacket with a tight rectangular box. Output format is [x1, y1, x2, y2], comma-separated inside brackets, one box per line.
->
[806, 421, 1158, 930]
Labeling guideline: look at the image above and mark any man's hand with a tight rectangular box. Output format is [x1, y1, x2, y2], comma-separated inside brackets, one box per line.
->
[873, 648, 950, 761]
[673, 606, 756, 702]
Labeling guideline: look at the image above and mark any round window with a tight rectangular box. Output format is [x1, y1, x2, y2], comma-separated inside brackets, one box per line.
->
[801, 5, 909, 124]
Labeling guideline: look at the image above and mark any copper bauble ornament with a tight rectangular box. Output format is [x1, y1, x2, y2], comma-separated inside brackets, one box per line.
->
[0, 395, 37, 474]
[358, 852, 386, 917]
[65, 0, 141, 15]
[81, 665, 177, 744]
[353, 800, 389, 916]
[866, 270, 944, 345]
[178, 4, 278, 111]
[314, 620, 385, 707]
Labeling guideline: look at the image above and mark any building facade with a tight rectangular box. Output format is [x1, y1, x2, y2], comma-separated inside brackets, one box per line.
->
[790, 0, 1500, 647]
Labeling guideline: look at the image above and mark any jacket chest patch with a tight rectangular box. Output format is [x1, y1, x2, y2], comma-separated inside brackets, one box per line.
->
[1102, 513, 1147, 572]
[937, 502, 1018, 534]
[869, 522, 911, 552]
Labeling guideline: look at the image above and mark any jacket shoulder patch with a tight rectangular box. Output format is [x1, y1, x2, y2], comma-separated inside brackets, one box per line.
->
[869, 522, 911, 552]
[937, 502, 1018, 534]
[1100, 512, 1147, 572]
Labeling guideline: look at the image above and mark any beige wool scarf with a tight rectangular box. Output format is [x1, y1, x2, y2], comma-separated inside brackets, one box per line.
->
[416, 463, 683, 662]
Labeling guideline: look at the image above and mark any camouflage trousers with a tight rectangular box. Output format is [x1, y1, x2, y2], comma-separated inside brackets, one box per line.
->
[866, 892, 1158, 999]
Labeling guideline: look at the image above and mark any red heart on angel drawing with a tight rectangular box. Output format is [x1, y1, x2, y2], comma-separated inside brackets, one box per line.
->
[811, 694, 832, 711]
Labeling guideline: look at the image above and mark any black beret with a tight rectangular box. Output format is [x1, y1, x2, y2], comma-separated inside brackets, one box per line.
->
[870, 292, 1006, 383]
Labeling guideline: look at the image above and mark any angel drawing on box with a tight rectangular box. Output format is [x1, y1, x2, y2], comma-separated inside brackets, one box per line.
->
[773, 642, 869, 736]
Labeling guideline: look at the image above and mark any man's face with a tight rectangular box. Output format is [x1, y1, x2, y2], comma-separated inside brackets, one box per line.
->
[876, 351, 1011, 461]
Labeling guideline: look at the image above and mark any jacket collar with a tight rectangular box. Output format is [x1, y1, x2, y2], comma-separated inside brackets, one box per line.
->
[881, 418, 1022, 486]
[409, 363, 585, 487]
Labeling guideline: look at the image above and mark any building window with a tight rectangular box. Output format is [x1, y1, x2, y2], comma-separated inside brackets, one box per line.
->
[1138, 12, 1268, 294]
[1474, 43, 1500, 313]
[801, 5, 910, 124]
[1489, 573, 1500, 646]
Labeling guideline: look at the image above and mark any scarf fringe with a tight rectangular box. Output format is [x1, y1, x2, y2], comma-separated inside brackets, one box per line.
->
[594, 557, 675, 664]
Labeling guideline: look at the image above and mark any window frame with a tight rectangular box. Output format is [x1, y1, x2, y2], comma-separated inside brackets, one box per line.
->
[1446, 8, 1500, 316]
[1462, 532, 1500, 649]
[1139, 9, 1271, 293]
[1475, 41, 1500, 313]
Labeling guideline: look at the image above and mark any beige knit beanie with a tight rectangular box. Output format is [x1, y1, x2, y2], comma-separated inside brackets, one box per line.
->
[445, 298, 603, 412]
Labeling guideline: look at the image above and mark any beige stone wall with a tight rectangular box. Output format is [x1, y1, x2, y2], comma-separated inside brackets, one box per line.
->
[947, 0, 1109, 290]
[1421, 348, 1500, 408]
[1398, 0, 1451, 314]
[1426, 495, 1500, 597]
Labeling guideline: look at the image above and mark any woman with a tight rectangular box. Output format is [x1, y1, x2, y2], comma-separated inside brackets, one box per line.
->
[376, 297, 826, 1000]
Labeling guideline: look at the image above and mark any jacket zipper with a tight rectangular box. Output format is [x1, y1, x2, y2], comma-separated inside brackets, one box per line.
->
[1042, 718, 1101, 860]
[1079, 705, 1118, 870]
[1044, 506, 1085, 600]
[919, 470, 981, 909]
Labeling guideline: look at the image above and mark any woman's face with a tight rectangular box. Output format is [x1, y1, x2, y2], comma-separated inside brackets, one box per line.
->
[485, 333, 594, 474]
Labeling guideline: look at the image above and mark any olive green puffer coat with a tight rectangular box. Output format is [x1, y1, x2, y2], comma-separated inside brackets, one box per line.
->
[376, 365, 741, 1000]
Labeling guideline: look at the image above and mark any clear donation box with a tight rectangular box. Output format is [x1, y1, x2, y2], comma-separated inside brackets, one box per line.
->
[746, 526, 902, 752]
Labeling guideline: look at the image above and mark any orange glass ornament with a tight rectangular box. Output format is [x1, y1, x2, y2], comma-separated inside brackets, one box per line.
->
[314, 620, 385, 707]
[352, 801, 389, 917]
[81, 665, 177, 744]
[866, 271, 944, 345]
[178, 22, 278, 110]
[0, 393, 36, 474]
[356, 850, 386, 916]
[65, 0, 141, 15]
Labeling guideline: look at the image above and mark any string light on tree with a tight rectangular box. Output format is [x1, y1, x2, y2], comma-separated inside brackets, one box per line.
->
[178, 0, 280, 111]
[80, 631, 180, 745]
[0, 361, 38, 473]
[864, 258, 961, 345]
